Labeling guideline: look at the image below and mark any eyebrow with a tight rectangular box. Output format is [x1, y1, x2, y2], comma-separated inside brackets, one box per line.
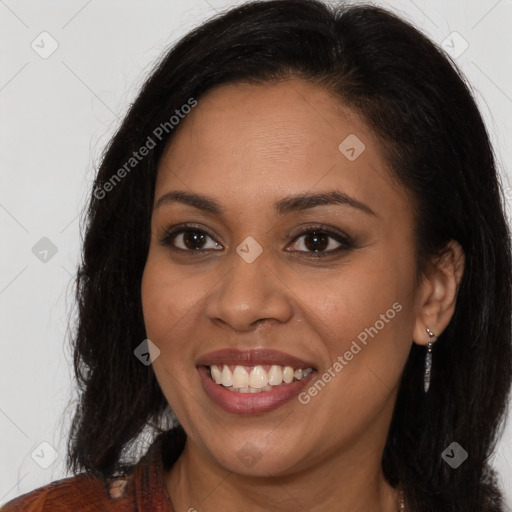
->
[154, 189, 377, 217]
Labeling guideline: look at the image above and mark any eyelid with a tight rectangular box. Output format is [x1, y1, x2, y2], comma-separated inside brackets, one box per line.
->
[285, 224, 355, 256]
[158, 222, 221, 247]
[159, 222, 355, 256]
[286, 223, 353, 244]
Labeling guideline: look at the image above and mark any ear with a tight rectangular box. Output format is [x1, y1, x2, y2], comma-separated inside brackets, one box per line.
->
[412, 239, 465, 345]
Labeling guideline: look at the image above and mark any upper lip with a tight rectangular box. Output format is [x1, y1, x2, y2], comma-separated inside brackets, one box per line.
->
[196, 348, 317, 370]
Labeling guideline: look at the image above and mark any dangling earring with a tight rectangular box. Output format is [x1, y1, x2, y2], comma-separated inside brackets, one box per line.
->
[424, 327, 437, 393]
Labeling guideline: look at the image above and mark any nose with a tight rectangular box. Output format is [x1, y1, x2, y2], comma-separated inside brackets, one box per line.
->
[205, 251, 294, 332]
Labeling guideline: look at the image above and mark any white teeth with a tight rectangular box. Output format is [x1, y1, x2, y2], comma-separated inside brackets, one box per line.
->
[267, 365, 283, 385]
[248, 365, 268, 389]
[211, 365, 222, 384]
[220, 365, 232, 387]
[208, 364, 314, 392]
[283, 366, 294, 384]
[232, 366, 249, 388]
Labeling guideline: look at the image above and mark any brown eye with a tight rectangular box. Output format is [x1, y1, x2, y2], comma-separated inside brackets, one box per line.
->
[159, 224, 354, 258]
[179, 230, 207, 250]
[286, 227, 355, 257]
[160, 226, 223, 252]
[301, 231, 330, 252]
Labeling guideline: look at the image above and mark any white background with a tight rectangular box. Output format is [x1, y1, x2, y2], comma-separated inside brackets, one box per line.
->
[1, 0, 511, 507]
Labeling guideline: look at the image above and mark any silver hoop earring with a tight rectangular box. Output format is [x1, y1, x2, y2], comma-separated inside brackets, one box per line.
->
[424, 327, 437, 393]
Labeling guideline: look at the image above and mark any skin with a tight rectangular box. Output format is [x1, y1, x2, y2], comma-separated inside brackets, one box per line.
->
[141, 78, 465, 512]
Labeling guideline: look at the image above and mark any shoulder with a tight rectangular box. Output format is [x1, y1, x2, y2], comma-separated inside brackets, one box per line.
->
[1, 472, 135, 512]
[1, 429, 183, 512]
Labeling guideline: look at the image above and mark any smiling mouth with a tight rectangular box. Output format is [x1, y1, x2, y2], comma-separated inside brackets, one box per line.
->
[206, 364, 315, 393]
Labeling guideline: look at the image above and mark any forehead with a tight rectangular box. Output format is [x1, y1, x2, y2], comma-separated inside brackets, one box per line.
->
[154, 79, 409, 222]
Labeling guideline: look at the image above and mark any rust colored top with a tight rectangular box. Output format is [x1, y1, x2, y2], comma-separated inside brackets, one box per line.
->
[1, 431, 181, 512]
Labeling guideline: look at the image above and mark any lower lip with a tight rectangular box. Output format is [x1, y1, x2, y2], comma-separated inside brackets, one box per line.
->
[197, 366, 317, 415]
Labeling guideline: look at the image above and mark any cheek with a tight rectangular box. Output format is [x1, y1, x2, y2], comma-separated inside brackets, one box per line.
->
[141, 256, 206, 346]
[302, 262, 403, 340]
[300, 254, 414, 389]
[140, 258, 202, 420]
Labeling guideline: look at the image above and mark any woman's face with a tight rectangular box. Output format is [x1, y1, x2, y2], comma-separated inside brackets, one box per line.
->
[141, 78, 424, 477]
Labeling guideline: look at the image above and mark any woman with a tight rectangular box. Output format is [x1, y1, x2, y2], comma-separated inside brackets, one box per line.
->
[3, 0, 510, 510]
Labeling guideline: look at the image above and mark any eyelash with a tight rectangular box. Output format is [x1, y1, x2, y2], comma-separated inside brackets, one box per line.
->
[158, 223, 356, 258]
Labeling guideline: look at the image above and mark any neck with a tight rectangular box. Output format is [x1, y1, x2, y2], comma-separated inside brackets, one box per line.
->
[165, 439, 400, 512]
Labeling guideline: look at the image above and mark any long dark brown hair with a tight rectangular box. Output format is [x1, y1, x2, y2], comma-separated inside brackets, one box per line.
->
[66, 1, 512, 510]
